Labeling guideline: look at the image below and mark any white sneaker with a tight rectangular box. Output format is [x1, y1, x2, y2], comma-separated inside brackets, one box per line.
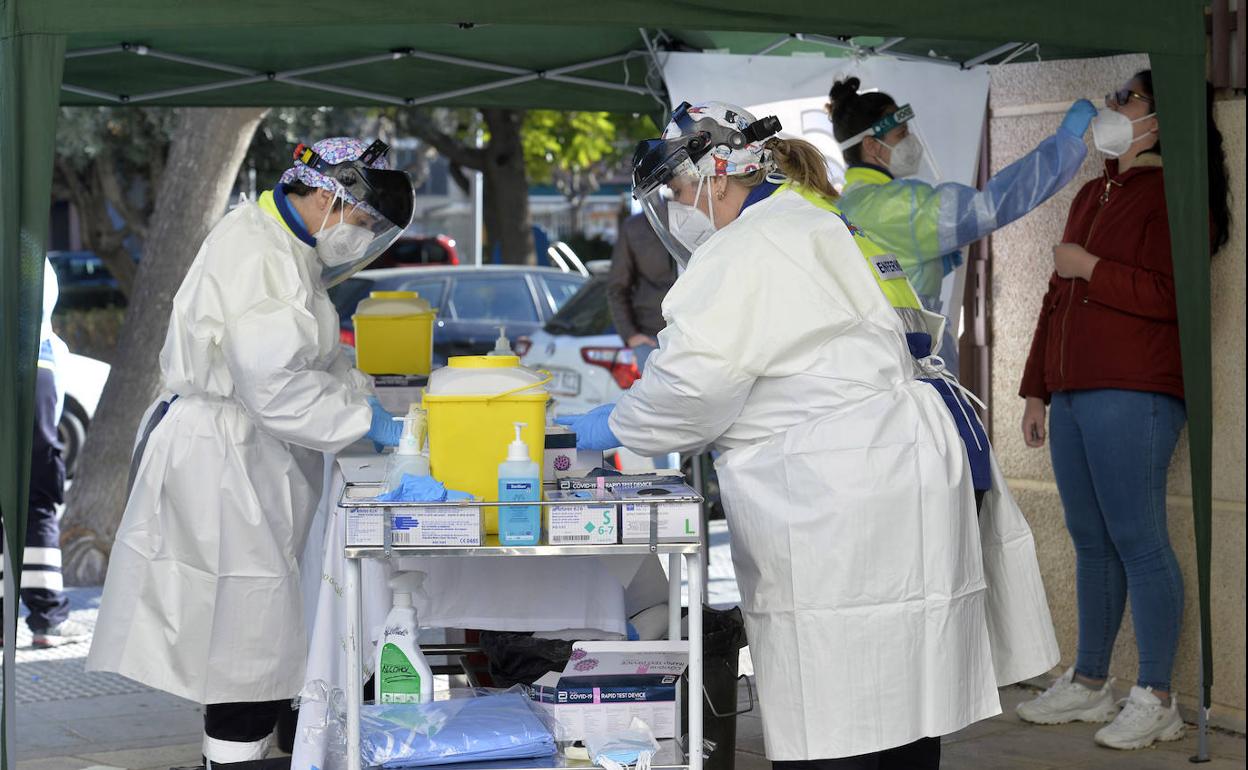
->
[1017, 667, 1120, 725]
[1095, 686, 1186, 750]
[32, 619, 91, 648]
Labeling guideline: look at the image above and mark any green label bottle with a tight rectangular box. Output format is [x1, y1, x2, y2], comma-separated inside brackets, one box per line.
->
[379, 642, 422, 704]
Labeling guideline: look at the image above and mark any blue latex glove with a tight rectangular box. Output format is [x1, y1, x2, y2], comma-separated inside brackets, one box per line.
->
[366, 397, 402, 450]
[554, 403, 621, 451]
[374, 473, 474, 503]
[940, 250, 963, 276]
[1060, 99, 1097, 138]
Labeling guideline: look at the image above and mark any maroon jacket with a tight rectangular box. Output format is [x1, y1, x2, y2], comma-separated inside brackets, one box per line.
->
[1020, 155, 1184, 403]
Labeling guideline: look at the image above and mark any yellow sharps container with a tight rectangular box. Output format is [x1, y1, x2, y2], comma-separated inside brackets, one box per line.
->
[352, 291, 437, 375]
[423, 355, 550, 534]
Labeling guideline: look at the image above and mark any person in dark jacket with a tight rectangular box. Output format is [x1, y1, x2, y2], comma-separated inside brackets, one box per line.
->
[607, 210, 677, 373]
[1015, 71, 1231, 752]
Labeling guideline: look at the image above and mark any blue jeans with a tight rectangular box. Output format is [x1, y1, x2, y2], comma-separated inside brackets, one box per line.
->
[1049, 389, 1186, 691]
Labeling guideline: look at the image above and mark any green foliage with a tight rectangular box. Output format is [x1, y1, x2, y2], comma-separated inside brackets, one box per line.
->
[522, 110, 652, 186]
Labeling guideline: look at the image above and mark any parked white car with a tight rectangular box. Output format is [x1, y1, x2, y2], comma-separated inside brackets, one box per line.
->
[59, 350, 110, 478]
[518, 275, 666, 472]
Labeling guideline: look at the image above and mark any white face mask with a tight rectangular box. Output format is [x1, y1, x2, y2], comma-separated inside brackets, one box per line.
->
[668, 177, 717, 253]
[879, 134, 924, 178]
[1091, 108, 1157, 158]
[316, 221, 374, 267]
[314, 184, 374, 267]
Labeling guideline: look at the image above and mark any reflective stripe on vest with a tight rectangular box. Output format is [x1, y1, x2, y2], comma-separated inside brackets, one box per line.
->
[778, 183, 932, 347]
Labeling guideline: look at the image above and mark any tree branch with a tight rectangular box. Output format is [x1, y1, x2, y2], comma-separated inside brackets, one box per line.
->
[406, 118, 485, 172]
[96, 145, 149, 241]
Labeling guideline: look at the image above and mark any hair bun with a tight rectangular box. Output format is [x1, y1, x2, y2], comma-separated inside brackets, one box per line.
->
[828, 77, 861, 105]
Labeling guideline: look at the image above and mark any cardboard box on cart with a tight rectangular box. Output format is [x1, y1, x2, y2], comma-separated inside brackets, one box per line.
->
[342, 482, 484, 547]
[525, 641, 687, 741]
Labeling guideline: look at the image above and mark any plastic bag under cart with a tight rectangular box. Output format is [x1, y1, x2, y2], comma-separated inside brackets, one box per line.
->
[360, 690, 557, 768]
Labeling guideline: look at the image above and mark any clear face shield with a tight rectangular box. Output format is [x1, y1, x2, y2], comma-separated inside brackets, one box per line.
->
[837, 104, 940, 180]
[631, 111, 780, 269]
[633, 140, 710, 268]
[294, 140, 416, 287]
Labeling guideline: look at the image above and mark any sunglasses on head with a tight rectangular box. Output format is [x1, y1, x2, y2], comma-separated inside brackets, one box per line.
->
[1106, 88, 1153, 107]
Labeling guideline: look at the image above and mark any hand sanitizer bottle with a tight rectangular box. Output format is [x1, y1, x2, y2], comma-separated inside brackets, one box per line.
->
[375, 571, 434, 704]
[488, 326, 514, 356]
[384, 403, 430, 492]
[497, 422, 541, 545]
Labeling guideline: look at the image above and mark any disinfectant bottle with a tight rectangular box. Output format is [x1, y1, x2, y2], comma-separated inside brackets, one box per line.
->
[497, 422, 541, 545]
[384, 403, 430, 492]
[376, 571, 434, 704]
[488, 326, 514, 356]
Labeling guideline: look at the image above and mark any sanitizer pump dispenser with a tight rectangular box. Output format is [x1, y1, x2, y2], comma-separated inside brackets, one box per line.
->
[497, 422, 541, 545]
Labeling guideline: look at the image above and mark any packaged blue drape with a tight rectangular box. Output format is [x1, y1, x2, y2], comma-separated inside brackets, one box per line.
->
[360, 692, 556, 767]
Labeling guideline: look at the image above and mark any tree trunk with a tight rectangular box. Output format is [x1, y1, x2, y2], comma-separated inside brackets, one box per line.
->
[53, 159, 140, 297]
[481, 109, 535, 265]
[60, 107, 267, 585]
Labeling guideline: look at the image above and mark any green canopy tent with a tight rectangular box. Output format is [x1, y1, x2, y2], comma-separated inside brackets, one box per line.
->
[1, 0, 1215, 765]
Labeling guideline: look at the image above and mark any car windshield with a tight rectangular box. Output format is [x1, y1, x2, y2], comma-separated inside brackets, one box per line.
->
[394, 277, 449, 309]
[449, 275, 538, 322]
[545, 278, 614, 336]
[543, 275, 585, 312]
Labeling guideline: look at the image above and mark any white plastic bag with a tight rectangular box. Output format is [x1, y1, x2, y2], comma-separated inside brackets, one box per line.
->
[585, 718, 660, 770]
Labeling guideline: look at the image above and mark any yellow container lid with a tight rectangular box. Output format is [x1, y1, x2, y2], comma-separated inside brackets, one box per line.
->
[370, 290, 418, 300]
[448, 355, 521, 369]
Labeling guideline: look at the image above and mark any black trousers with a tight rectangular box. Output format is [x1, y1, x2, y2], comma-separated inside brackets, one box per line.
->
[1, 366, 70, 631]
[204, 700, 298, 760]
[773, 738, 941, 770]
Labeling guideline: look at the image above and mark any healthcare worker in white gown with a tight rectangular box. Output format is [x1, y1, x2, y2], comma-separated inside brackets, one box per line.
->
[87, 137, 414, 766]
[559, 103, 1056, 769]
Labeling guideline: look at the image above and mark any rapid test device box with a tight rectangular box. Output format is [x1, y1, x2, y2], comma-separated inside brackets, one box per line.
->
[526, 641, 687, 741]
[550, 478, 702, 544]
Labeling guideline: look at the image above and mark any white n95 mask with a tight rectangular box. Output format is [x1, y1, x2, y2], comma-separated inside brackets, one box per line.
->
[1090, 108, 1156, 158]
[316, 222, 374, 267]
[882, 134, 924, 178]
[667, 201, 716, 253]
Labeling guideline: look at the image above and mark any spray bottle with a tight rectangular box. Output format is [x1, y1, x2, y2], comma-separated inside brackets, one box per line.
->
[497, 422, 541, 545]
[384, 402, 430, 492]
[375, 571, 434, 704]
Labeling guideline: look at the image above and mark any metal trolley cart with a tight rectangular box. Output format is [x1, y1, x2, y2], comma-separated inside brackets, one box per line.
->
[338, 485, 707, 770]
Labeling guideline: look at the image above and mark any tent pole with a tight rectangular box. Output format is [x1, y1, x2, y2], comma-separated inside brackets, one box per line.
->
[1192, 633, 1210, 763]
[60, 83, 124, 102]
[961, 42, 1022, 68]
[756, 35, 793, 55]
[63, 43, 650, 107]
[871, 37, 906, 54]
[126, 75, 270, 104]
[3, 549, 16, 770]
[64, 43, 126, 58]
[474, 126, 484, 268]
[547, 74, 647, 95]
[277, 52, 407, 79]
[404, 74, 540, 107]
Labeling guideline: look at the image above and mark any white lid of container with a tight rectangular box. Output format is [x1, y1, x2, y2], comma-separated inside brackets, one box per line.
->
[354, 291, 433, 316]
[426, 355, 548, 397]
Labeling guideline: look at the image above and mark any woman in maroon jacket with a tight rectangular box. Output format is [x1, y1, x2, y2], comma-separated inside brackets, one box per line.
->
[1015, 71, 1230, 751]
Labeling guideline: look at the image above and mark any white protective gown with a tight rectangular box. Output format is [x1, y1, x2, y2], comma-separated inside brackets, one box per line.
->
[611, 189, 1001, 760]
[86, 200, 372, 705]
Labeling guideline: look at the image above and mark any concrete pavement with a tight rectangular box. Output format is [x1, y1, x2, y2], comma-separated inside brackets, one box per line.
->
[7, 523, 1244, 768]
